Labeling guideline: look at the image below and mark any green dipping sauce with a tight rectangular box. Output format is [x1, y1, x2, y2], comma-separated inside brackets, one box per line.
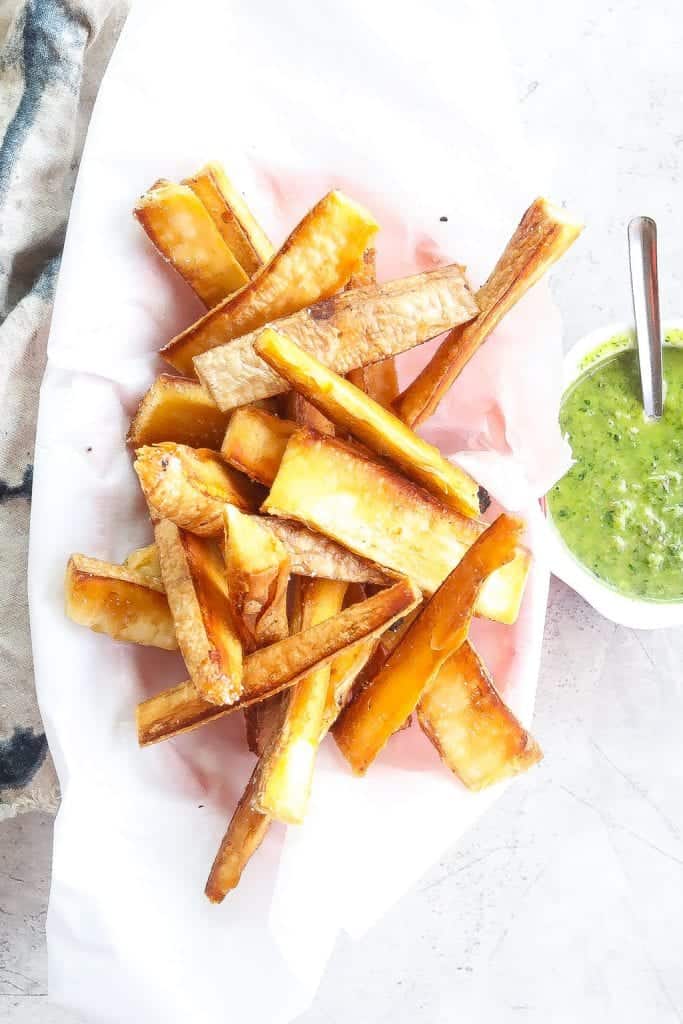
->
[548, 338, 683, 601]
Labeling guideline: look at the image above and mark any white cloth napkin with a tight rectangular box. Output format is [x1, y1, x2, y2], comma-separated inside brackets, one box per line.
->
[28, 1, 571, 1020]
[0, 0, 127, 820]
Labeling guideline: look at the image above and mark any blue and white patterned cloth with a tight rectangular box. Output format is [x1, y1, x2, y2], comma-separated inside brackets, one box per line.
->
[0, 0, 127, 819]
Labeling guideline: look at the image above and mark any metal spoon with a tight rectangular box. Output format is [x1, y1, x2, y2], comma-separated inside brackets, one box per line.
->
[628, 216, 663, 419]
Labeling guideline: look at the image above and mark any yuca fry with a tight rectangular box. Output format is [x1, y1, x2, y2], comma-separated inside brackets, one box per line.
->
[65, 554, 176, 650]
[255, 329, 487, 518]
[395, 198, 583, 427]
[136, 577, 420, 745]
[207, 581, 367, 902]
[221, 407, 297, 485]
[184, 162, 274, 276]
[134, 443, 262, 536]
[334, 514, 523, 774]
[417, 641, 542, 790]
[205, 767, 273, 902]
[162, 190, 379, 375]
[155, 521, 242, 705]
[134, 180, 248, 307]
[224, 505, 290, 651]
[127, 375, 232, 450]
[194, 264, 478, 410]
[345, 248, 399, 408]
[254, 579, 348, 824]
[123, 543, 162, 586]
[263, 430, 530, 624]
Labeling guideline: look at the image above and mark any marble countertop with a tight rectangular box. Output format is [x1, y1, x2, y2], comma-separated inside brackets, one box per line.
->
[3, 1, 683, 1020]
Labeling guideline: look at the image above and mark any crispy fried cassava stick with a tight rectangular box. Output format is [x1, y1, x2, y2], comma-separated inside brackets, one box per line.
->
[205, 767, 273, 902]
[206, 574, 312, 899]
[134, 443, 262, 536]
[183, 162, 274, 276]
[127, 375, 232, 449]
[194, 264, 478, 409]
[65, 554, 177, 650]
[417, 641, 542, 790]
[394, 198, 583, 427]
[155, 521, 242, 705]
[137, 577, 420, 745]
[254, 579, 348, 824]
[221, 407, 297, 485]
[206, 581, 367, 903]
[134, 180, 248, 307]
[255, 329, 487, 518]
[333, 514, 523, 774]
[162, 191, 379, 375]
[345, 249, 399, 408]
[224, 505, 290, 651]
[263, 430, 530, 624]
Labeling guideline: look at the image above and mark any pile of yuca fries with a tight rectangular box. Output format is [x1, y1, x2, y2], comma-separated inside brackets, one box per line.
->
[65, 161, 582, 902]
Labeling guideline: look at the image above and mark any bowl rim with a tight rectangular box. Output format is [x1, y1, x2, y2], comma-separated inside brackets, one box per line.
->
[545, 317, 683, 629]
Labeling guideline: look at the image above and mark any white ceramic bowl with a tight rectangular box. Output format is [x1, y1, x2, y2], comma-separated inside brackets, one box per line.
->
[545, 319, 683, 629]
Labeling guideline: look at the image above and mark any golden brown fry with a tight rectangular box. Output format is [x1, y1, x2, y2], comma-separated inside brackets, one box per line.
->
[333, 515, 523, 774]
[194, 264, 478, 409]
[184, 162, 274, 276]
[127, 375, 232, 450]
[417, 641, 542, 790]
[134, 443, 262, 536]
[65, 554, 176, 650]
[161, 190, 379, 375]
[137, 577, 420, 745]
[155, 520, 242, 705]
[394, 198, 583, 427]
[205, 573, 309, 898]
[221, 407, 297, 485]
[123, 543, 162, 586]
[254, 579, 348, 824]
[205, 767, 272, 902]
[134, 180, 248, 306]
[264, 430, 530, 623]
[255, 329, 486, 518]
[224, 505, 290, 651]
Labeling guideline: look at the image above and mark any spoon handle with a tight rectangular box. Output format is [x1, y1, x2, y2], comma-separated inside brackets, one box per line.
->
[628, 216, 663, 420]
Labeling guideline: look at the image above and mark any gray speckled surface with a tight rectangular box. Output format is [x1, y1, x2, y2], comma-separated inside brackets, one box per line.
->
[3, 1, 683, 1020]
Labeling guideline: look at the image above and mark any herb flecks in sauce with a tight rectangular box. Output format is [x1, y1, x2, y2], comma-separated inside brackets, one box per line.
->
[549, 343, 683, 601]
